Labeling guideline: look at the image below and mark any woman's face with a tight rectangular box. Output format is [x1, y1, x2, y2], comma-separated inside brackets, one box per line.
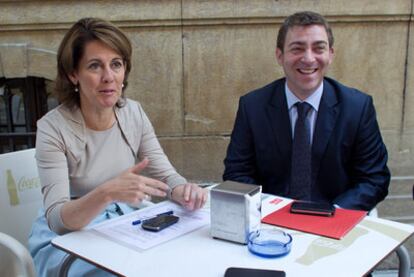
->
[69, 40, 125, 112]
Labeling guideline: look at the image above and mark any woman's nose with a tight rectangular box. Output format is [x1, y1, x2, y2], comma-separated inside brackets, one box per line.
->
[102, 66, 114, 83]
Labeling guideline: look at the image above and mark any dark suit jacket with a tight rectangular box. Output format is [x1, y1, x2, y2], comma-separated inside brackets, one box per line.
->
[223, 77, 390, 211]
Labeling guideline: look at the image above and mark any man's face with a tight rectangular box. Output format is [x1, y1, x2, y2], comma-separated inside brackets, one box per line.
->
[276, 25, 334, 100]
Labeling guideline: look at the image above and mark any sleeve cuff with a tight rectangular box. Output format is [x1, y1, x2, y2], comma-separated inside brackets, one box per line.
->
[46, 202, 71, 235]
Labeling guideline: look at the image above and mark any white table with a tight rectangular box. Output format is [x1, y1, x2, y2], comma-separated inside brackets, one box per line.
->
[52, 195, 414, 277]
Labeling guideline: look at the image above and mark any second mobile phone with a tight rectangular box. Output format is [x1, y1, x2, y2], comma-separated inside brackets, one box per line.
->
[141, 214, 179, 232]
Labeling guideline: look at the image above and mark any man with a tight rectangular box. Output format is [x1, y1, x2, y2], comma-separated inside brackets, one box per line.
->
[223, 11, 390, 211]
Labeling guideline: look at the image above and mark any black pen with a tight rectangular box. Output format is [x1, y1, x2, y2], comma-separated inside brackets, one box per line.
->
[131, 210, 174, 226]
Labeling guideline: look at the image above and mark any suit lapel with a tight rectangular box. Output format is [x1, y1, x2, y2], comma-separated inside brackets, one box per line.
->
[266, 81, 292, 161]
[312, 80, 339, 179]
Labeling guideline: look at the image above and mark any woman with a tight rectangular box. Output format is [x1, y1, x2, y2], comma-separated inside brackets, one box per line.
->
[29, 17, 207, 277]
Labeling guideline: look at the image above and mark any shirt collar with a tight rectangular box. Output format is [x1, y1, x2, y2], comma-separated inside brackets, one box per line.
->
[285, 81, 323, 111]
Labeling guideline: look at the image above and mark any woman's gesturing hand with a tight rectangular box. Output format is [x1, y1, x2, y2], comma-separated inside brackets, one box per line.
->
[101, 158, 169, 205]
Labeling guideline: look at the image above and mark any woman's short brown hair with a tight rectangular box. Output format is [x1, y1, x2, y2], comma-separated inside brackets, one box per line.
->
[55, 17, 132, 109]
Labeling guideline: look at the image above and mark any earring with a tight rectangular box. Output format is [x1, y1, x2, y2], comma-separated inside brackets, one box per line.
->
[74, 84, 79, 92]
[122, 83, 124, 88]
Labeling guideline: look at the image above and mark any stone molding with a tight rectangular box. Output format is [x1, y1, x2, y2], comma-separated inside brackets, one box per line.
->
[0, 43, 56, 80]
[0, 0, 412, 31]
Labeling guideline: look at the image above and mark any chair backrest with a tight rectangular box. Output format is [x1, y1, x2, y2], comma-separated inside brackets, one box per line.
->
[0, 149, 43, 248]
[0, 232, 36, 277]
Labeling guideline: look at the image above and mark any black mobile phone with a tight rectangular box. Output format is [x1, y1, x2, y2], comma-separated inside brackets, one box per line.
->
[224, 267, 285, 277]
[141, 214, 179, 232]
[290, 201, 335, 217]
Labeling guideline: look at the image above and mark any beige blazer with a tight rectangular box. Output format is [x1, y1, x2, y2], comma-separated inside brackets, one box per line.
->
[35, 99, 186, 233]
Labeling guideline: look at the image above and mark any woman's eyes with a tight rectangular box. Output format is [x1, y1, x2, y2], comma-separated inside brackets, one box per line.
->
[87, 60, 124, 71]
[111, 61, 124, 69]
[88, 63, 100, 70]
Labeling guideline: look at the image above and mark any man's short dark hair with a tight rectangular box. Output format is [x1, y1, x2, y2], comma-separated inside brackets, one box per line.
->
[277, 11, 334, 51]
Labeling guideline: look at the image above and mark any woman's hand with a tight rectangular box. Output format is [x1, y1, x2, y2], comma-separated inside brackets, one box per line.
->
[171, 183, 208, 210]
[61, 158, 169, 231]
[100, 158, 169, 205]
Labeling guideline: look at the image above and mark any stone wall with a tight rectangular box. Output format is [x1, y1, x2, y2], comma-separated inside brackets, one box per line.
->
[0, 0, 413, 270]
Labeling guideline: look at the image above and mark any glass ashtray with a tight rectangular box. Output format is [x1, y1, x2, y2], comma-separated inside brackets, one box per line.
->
[248, 229, 292, 258]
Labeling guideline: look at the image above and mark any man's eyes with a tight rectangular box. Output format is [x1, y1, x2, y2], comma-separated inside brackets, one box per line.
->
[289, 46, 326, 54]
[290, 47, 304, 53]
[314, 46, 327, 53]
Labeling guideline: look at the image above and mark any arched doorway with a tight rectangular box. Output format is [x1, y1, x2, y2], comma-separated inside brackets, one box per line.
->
[0, 44, 57, 153]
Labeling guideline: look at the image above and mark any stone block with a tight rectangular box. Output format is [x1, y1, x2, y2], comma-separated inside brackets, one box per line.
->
[377, 197, 414, 220]
[182, 0, 410, 20]
[396, 131, 414, 176]
[382, 130, 414, 177]
[388, 178, 414, 196]
[159, 136, 229, 182]
[0, 0, 181, 26]
[183, 21, 407, 135]
[328, 22, 407, 131]
[0, 31, 63, 52]
[0, 0, 410, 28]
[0, 43, 28, 78]
[27, 48, 56, 80]
[125, 28, 184, 135]
[183, 25, 281, 134]
[0, 28, 184, 136]
[0, 30, 65, 79]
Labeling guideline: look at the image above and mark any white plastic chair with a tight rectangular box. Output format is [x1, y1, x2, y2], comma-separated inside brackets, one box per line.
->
[0, 149, 42, 247]
[0, 148, 76, 276]
[0, 149, 40, 276]
[0, 232, 36, 277]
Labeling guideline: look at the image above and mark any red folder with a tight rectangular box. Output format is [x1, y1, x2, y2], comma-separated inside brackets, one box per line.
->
[262, 203, 367, 240]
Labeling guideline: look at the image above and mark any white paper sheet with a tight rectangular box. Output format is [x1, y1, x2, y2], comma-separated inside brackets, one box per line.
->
[92, 201, 210, 251]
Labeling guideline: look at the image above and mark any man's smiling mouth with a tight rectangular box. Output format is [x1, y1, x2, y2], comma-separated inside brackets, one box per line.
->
[297, 68, 318, 74]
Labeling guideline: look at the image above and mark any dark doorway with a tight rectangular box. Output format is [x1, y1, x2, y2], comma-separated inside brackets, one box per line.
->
[0, 77, 58, 153]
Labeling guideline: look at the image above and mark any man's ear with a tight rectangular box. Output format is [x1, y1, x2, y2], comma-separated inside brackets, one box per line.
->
[328, 47, 334, 65]
[275, 48, 283, 66]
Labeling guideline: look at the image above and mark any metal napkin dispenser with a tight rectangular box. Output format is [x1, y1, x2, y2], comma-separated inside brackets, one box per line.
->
[210, 181, 261, 244]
